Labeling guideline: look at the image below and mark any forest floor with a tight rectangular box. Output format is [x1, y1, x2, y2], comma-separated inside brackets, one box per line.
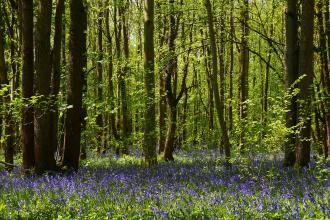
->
[0, 150, 329, 219]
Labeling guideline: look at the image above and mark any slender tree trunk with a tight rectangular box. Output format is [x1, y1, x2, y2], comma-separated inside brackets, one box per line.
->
[317, 0, 330, 160]
[157, 2, 167, 154]
[284, 0, 299, 167]
[322, 0, 330, 160]
[50, 0, 65, 163]
[205, 0, 231, 162]
[164, 0, 178, 161]
[21, 0, 35, 170]
[228, 0, 234, 131]
[143, 0, 157, 166]
[121, 2, 131, 154]
[158, 75, 166, 154]
[239, 0, 249, 152]
[0, 12, 14, 170]
[296, 0, 314, 168]
[34, 0, 56, 173]
[113, 0, 122, 155]
[62, 0, 87, 170]
[105, 4, 119, 145]
[218, 7, 226, 154]
[96, 6, 104, 154]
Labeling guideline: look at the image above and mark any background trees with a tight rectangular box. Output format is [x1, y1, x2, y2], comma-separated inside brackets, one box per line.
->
[0, 0, 328, 171]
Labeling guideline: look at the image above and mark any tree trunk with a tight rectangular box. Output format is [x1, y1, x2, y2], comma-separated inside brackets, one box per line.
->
[105, 3, 119, 145]
[121, 2, 131, 154]
[239, 0, 249, 152]
[205, 0, 231, 162]
[284, 0, 299, 167]
[322, 0, 330, 160]
[96, 6, 104, 154]
[0, 12, 14, 170]
[34, 0, 56, 173]
[163, 0, 178, 161]
[164, 106, 177, 161]
[228, 0, 234, 131]
[113, 0, 123, 155]
[157, 2, 167, 154]
[50, 0, 65, 163]
[62, 0, 87, 170]
[21, 0, 35, 170]
[143, 0, 157, 166]
[317, 0, 330, 160]
[296, 0, 314, 168]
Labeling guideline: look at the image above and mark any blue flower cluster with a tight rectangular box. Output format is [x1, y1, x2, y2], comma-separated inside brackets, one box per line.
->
[0, 150, 329, 219]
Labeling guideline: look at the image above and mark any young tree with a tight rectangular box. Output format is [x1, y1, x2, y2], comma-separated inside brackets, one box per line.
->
[239, 0, 250, 152]
[205, 0, 231, 162]
[50, 0, 65, 162]
[96, 3, 104, 153]
[143, 0, 157, 166]
[62, 0, 87, 170]
[163, 0, 189, 161]
[21, 0, 35, 170]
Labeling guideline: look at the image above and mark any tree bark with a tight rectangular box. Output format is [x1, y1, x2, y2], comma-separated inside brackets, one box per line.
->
[105, 3, 119, 145]
[121, 1, 131, 154]
[143, 0, 157, 166]
[21, 0, 35, 170]
[205, 0, 231, 162]
[62, 0, 87, 170]
[239, 0, 249, 152]
[96, 5, 104, 154]
[163, 0, 178, 161]
[0, 11, 14, 170]
[34, 0, 56, 173]
[296, 0, 314, 168]
[317, 0, 330, 160]
[284, 0, 299, 167]
[50, 0, 65, 163]
[228, 0, 234, 131]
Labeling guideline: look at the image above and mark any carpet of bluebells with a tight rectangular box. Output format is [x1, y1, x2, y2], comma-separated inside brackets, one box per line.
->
[0, 150, 329, 219]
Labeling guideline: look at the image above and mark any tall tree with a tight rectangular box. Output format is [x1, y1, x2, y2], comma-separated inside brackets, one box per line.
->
[296, 0, 315, 167]
[143, 0, 157, 166]
[322, 0, 330, 160]
[120, 0, 131, 154]
[21, 0, 35, 170]
[96, 3, 104, 153]
[105, 2, 119, 147]
[316, 0, 330, 159]
[284, 0, 299, 167]
[50, 0, 65, 162]
[34, 0, 56, 173]
[0, 4, 14, 169]
[62, 0, 87, 170]
[205, 0, 231, 162]
[239, 0, 250, 152]
[163, 0, 188, 161]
